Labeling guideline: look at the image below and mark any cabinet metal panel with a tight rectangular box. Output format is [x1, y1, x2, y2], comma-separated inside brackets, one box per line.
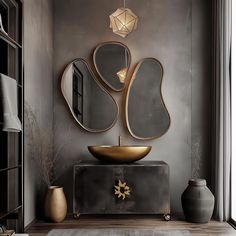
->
[74, 161, 170, 216]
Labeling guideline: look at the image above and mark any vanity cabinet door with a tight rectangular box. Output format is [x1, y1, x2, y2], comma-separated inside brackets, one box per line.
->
[73, 161, 170, 215]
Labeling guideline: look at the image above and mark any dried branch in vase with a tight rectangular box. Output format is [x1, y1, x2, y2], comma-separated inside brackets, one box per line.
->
[25, 103, 70, 186]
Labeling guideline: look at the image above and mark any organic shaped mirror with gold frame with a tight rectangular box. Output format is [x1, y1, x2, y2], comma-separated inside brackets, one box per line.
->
[125, 58, 171, 140]
[61, 59, 118, 132]
[93, 42, 131, 92]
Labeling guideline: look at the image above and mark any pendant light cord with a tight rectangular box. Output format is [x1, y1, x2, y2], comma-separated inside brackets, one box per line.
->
[124, 0, 126, 8]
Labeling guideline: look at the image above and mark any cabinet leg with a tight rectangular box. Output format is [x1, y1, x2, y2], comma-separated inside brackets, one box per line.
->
[163, 214, 171, 221]
[73, 213, 80, 219]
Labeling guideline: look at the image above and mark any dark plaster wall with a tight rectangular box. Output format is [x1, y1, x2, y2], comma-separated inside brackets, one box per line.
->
[53, 0, 212, 215]
[24, 0, 54, 226]
[191, 0, 212, 181]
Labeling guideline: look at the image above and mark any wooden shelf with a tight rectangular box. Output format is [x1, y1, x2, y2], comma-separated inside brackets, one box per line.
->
[0, 205, 22, 220]
[0, 165, 22, 173]
[0, 29, 22, 48]
[0, 0, 23, 232]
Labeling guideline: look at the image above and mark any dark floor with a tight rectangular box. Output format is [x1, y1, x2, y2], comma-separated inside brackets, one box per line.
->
[26, 215, 236, 236]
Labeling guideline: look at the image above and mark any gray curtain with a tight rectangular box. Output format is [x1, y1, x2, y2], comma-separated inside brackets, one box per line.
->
[212, 0, 231, 221]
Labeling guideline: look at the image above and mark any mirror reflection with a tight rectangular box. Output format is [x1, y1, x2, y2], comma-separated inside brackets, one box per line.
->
[61, 59, 118, 132]
[126, 58, 170, 140]
[93, 42, 131, 92]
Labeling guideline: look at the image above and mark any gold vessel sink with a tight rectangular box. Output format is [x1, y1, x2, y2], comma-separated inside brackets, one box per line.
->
[88, 136, 152, 163]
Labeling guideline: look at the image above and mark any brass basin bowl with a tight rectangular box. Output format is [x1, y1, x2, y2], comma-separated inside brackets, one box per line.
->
[88, 145, 152, 163]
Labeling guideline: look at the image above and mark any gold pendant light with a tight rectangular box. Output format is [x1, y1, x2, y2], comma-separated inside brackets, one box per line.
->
[117, 68, 128, 83]
[109, 0, 138, 38]
[117, 47, 128, 83]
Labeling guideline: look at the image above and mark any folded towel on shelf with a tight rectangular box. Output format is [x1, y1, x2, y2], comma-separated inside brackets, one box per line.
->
[0, 73, 22, 132]
[0, 13, 8, 35]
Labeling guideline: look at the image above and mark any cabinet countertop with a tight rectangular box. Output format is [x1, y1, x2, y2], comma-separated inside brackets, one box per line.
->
[74, 160, 168, 167]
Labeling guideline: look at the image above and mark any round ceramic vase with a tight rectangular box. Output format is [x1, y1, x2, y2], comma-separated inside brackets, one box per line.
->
[181, 179, 215, 223]
[45, 186, 67, 223]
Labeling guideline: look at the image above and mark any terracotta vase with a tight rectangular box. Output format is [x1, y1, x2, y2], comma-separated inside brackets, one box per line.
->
[45, 186, 67, 223]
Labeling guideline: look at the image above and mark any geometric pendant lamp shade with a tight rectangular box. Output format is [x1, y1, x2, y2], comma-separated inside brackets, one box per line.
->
[109, 8, 138, 38]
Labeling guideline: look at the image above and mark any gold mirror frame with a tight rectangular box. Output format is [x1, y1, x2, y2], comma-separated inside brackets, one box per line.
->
[125, 58, 171, 140]
[61, 58, 119, 133]
[93, 41, 131, 92]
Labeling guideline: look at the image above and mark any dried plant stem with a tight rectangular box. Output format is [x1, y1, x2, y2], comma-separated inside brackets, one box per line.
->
[25, 103, 65, 186]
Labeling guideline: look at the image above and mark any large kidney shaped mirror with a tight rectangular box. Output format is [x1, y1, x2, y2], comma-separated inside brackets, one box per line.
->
[61, 59, 118, 132]
[93, 42, 131, 92]
[126, 58, 171, 140]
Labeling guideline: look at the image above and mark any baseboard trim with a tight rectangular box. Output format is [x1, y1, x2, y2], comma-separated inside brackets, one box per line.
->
[24, 219, 37, 232]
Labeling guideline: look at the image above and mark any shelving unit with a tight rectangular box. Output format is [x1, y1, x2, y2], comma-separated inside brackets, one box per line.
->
[0, 0, 23, 232]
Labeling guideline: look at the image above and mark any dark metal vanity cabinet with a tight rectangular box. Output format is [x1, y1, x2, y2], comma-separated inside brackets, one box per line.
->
[73, 161, 170, 219]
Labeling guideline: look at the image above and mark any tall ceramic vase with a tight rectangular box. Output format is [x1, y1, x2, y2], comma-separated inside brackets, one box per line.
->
[45, 186, 67, 223]
[181, 179, 214, 223]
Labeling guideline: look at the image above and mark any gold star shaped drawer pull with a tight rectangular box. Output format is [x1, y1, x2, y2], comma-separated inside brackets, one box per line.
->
[114, 180, 131, 200]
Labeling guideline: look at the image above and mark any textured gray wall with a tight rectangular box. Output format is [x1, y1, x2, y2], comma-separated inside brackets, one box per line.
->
[24, 0, 54, 227]
[53, 0, 212, 215]
[191, 0, 212, 182]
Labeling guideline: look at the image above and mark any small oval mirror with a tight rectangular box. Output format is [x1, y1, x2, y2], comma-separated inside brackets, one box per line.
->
[126, 58, 170, 140]
[93, 42, 131, 92]
[61, 59, 118, 132]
